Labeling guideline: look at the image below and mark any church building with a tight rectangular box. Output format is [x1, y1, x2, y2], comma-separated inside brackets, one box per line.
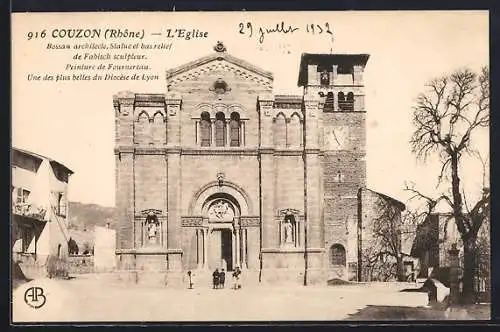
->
[113, 41, 401, 286]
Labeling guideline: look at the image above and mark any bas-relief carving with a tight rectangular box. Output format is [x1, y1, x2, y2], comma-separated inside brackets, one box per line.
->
[208, 200, 235, 222]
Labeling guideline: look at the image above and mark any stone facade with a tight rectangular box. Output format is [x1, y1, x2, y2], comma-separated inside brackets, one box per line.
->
[113, 42, 395, 285]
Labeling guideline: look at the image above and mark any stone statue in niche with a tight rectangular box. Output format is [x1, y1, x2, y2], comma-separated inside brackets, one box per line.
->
[147, 223, 157, 243]
[284, 221, 294, 244]
[145, 214, 160, 244]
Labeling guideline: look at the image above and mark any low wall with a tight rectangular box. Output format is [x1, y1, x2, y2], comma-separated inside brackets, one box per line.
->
[68, 255, 95, 274]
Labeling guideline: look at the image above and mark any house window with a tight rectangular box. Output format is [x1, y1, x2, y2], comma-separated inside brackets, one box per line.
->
[330, 244, 346, 265]
[57, 192, 67, 216]
[215, 112, 226, 147]
[200, 112, 211, 147]
[15, 188, 30, 204]
[229, 112, 241, 147]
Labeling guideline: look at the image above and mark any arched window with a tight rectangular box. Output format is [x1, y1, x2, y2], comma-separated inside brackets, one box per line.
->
[200, 112, 211, 147]
[347, 92, 354, 102]
[152, 112, 165, 145]
[215, 112, 226, 147]
[324, 92, 334, 112]
[339, 92, 354, 111]
[345, 92, 354, 111]
[287, 113, 301, 147]
[229, 112, 241, 147]
[274, 113, 286, 147]
[338, 92, 345, 102]
[330, 244, 346, 265]
[135, 112, 151, 145]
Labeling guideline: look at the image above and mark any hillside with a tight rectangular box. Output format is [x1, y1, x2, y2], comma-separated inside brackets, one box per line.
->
[68, 201, 116, 230]
[67, 201, 116, 249]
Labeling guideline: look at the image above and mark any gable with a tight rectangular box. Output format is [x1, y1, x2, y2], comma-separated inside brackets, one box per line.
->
[166, 50, 273, 91]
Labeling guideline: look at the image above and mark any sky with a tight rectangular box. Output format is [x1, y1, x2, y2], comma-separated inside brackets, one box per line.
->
[12, 11, 489, 210]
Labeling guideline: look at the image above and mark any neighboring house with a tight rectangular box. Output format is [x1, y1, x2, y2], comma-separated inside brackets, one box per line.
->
[357, 188, 409, 282]
[411, 213, 460, 284]
[411, 212, 490, 298]
[11, 147, 73, 275]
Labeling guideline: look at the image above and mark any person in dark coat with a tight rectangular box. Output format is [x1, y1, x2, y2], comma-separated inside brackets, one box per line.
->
[212, 269, 219, 289]
[219, 268, 226, 289]
[187, 270, 194, 289]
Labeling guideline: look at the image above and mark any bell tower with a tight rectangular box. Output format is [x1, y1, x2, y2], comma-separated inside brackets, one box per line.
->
[298, 53, 369, 281]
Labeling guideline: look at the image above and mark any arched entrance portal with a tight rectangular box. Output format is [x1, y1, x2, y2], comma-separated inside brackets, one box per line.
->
[202, 193, 240, 271]
[188, 178, 253, 272]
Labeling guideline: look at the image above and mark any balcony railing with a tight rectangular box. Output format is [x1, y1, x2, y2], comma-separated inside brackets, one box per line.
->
[12, 202, 48, 221]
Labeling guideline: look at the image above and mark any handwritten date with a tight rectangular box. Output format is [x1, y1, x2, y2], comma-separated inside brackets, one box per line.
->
[239, 21, 332, 44]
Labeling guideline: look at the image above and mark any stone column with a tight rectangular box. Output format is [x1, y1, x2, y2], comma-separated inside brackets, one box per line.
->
[241, 228, 247, 269]
[196, 121, 200, 146]
[241, 122, 245, 146]
[113, 92, 135, 251]
[235, 225, 241, 268]
[226, 119, 231, 147]
[166, 93, 182, 270]
[232, 228, 236, 268]
[197, 229, 203, 269]
[353, 65, 363, 85]
[258, 95, 277, 249]
[307, 64, 318, 86]
[448, 243, 460, 304]
[304, 95, 322, 249]
[211, 119, 216, 146]
[203, 228, 209, 269]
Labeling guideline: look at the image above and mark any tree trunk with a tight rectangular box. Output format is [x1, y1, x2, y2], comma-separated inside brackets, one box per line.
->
[462, 236, 477, 304]
[396, 255, 405, 282]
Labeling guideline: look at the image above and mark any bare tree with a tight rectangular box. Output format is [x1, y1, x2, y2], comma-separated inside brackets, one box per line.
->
[409, 67, 490, 303]
[367, 197, 420, 282]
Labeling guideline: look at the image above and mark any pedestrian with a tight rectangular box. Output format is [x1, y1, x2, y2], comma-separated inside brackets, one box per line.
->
[212, 268, 219, 289]
[232, 266, 241, 290]
[187, 270, 194, 289]
[220, 268, 226, 289]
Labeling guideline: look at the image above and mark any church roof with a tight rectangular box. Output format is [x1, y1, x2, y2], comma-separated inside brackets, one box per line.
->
[297, 53, 370, 87]
[166, 41, 273, 81]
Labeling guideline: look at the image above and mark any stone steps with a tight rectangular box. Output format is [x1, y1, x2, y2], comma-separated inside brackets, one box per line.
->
[188, 269, 260, 288]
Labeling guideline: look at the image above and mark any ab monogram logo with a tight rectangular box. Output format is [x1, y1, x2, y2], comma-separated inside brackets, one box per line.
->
[24, 286, 47, 309]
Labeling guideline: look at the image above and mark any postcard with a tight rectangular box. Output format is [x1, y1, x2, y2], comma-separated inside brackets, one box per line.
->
[11, 11, 490, 322]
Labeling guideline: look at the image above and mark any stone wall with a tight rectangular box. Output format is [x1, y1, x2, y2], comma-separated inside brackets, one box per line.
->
[68, 255, 94, 274]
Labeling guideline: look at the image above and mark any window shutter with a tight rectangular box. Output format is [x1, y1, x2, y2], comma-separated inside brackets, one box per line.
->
[16, 188, 22, 203]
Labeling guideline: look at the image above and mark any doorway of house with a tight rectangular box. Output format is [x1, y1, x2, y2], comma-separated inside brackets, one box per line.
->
[221, 229, 233, 271]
